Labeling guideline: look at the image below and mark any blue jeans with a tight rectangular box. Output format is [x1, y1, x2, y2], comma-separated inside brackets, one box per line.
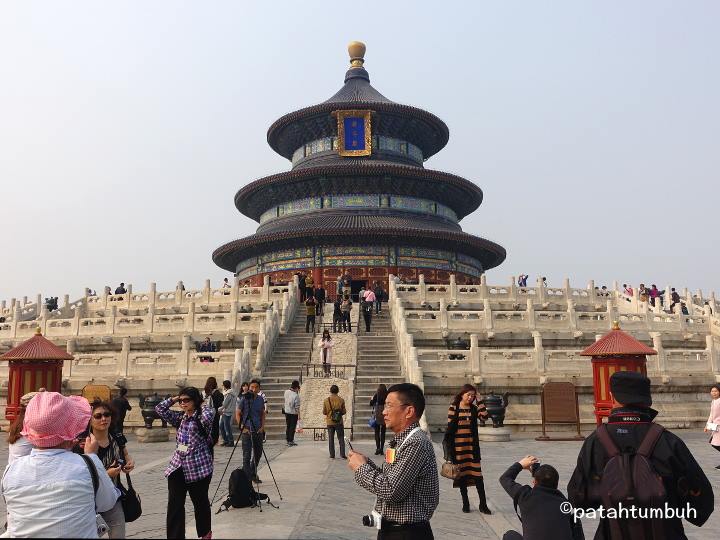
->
[219, 414, 233, 445]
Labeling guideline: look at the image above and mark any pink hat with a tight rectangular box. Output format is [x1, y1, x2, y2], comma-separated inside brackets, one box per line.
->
[21, 391, 91, 448]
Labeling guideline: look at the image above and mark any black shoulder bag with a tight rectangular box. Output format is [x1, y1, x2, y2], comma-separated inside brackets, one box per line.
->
[112, 433, 143, 523]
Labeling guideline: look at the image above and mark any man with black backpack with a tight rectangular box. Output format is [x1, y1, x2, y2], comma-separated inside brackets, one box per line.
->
[568, 371, 714, 539]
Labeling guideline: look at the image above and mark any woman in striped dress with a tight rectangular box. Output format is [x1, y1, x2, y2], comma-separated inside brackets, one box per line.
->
[444, 383, 492, 514]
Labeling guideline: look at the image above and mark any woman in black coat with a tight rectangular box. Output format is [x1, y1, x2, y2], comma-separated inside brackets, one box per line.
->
[369, 384, 388, 455]
[443, 383, 491, 514]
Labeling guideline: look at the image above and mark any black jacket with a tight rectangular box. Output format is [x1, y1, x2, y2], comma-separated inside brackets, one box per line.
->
[567, 406, 714, 540]
[500, 463, 584, 540]
[443, 404, 482, 463]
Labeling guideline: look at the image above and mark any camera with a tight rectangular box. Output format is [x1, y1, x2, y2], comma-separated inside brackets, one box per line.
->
[530, 461, 541, 475]
[95, 513, 109, 536]
[242, 391, 255, 400]
[361, 509, 382, 530]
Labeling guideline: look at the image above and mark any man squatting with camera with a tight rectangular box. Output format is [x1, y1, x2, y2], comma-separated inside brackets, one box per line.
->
[499, 455, 584, 540]
[347, 383, 439, 540]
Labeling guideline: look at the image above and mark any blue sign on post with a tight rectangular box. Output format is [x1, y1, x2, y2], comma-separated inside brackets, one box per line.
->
[336, 110, 372, 156]
[343, 117, 365, 151]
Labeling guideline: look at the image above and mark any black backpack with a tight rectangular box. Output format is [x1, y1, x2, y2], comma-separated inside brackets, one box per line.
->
[595, 423, 666, 509]
[219, 468, 276, 511]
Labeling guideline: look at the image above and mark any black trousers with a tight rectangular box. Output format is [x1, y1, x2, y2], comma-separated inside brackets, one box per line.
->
[167, 468, 211, 539]
[342, 312, 351, 332]
[363, 309, 372, 331]
[242, 431, 263, 477]
[374, 423, 387, 451]
[305, 315, 315, 333]
[378, 521, 433, 540]
[285, 413, 298, 443]
[327, 424, 346, 458]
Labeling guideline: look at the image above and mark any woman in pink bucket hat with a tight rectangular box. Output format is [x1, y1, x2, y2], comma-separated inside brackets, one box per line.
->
[1, 391, 118, 538]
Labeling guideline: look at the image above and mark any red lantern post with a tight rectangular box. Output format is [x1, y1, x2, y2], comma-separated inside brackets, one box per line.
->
[0, 328, 72, 421]
[580, 321, 657, 425]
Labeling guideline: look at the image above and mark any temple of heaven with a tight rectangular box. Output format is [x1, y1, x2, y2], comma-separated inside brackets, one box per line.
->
[213, 41, 506, 297]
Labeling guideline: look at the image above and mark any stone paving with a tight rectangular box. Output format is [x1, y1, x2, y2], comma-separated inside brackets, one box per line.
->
[0, 429, 718, 539]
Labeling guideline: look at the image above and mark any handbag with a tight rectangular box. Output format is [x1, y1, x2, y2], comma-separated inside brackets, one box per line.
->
[328, 399, 343, 424]
[441, 461, 461, 480]
[368, 404, 377, 429]
[118, 473, 142, 522]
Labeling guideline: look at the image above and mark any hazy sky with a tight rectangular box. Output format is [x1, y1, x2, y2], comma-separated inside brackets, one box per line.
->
[1, 2, 718, 303]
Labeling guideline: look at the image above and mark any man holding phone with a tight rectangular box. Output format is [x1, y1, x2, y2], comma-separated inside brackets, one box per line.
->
[347, 383, 438, 539]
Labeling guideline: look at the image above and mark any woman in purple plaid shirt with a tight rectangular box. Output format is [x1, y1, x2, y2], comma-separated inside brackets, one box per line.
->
[156, 387, 215, 539]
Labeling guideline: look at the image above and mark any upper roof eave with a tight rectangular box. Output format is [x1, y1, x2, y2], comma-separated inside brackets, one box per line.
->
[266, 100, 450, 160]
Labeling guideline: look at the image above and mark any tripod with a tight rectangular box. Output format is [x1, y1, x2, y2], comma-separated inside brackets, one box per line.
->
[211, 393, 283, 512]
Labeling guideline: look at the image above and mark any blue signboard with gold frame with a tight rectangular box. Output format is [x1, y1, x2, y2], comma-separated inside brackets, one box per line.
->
[335, 110, 372, 156]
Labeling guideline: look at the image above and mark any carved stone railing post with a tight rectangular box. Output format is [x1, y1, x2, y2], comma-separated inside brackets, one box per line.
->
[479, 274, 488, 298]
[262, 275, 270, 302]
[110, 305, 117, 335]
[147, 305, 155, 334]
[388, 275, 397, 302]
[563, 277, 572, 301]
[483, 299, 493, 331]
[175, 282, 184, 306]
[706, 335, 720, 379]
[72, 308, 81, 336]
[470, 333, 480, 381]
[179, 335, 190, 376]
[186, 302, 195, 333]
[651, 333, 668, 382]
[509, 276, 518, 301]
[526, 298, 536, 331]
[204, 279, 211, 305]
[536, 277, 546, 303]
[567, 299, 578, 331]
[588, 280, 597, 304]
[449, 274, 457, 302]
[418, 274, 426, 303]
[149, 282, 157, 308]
[439, 298, 448, 332]
[606, 299, 617, 327]
[230, 301, 238, 331]
[533, 331, 545, 374]
[64, 339, 75, 379]
[119, 337, 130, 377]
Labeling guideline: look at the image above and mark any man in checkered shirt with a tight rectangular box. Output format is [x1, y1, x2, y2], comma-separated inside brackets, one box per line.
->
[348, 383, 439, 539]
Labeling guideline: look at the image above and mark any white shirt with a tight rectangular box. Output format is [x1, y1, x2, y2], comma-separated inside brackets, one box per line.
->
[283, 389, 301, 415]
[2, 448, 118, 538]
[7, 437, 33, 464]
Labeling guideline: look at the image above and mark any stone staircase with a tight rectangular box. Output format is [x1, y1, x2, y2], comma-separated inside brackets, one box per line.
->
[261, 311, 314, 440]
[352, 312, 406, 440]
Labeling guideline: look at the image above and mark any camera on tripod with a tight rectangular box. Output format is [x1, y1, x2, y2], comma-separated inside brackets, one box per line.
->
[361, 509, 382, 530]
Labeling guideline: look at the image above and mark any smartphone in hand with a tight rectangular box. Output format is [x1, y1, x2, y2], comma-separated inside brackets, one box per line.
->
[345, 437, 354, 452]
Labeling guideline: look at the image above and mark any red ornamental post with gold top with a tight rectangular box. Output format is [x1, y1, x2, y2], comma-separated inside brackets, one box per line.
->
[0, 328, 72, 421]
[580, 321, 657, 425]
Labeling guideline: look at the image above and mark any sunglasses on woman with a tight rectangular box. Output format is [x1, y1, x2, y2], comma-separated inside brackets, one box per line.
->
[177, 398, 193, 404]
[92, 412, 112, 419]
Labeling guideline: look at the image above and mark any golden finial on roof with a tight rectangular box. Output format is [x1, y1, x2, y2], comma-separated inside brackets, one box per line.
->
[35, 327, 42, 336]
[612, 320, 620, 330]
[348, 41, 366, 68]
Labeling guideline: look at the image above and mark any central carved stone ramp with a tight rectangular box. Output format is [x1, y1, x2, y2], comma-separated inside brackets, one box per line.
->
[352, 314, 405, 440]
[261, 311, 313, 440]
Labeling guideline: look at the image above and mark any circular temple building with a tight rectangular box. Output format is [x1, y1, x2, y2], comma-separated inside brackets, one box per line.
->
[213, 42, 505, 297]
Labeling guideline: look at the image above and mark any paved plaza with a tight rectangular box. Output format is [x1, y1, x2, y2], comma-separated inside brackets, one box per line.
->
[1, 429, 718, 539]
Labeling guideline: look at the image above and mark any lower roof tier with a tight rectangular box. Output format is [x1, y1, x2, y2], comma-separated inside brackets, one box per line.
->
[212, 227, 506, 275]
